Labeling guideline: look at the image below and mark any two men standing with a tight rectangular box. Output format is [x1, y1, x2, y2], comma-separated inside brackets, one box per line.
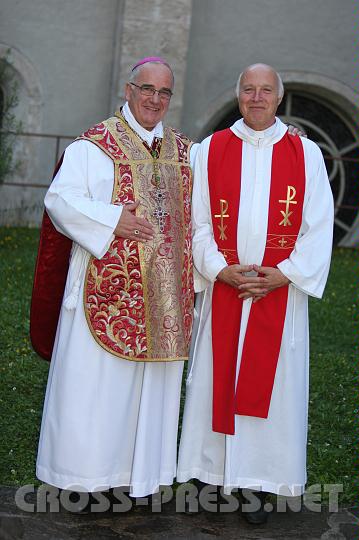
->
[31, 59, 333, 520]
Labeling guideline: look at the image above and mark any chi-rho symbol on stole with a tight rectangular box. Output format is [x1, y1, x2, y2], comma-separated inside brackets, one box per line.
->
[279, 185, 297, 226]
[214, 199, 229, 240]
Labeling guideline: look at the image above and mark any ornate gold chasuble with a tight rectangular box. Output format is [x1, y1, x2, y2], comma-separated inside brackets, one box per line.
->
[79, 114, 194, 361]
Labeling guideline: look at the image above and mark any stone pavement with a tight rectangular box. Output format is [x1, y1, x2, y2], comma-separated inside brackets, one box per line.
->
[0, 486, 358, 540]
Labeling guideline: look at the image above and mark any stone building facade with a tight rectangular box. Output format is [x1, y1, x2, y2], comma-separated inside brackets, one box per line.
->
[0, 0, 357, 245]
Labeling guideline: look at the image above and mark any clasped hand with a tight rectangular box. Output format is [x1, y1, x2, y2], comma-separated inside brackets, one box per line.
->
[217, 264, 289, 303]
[114, 201, 154, 242]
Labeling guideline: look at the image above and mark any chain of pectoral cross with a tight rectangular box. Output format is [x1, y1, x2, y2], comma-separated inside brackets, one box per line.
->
[118, 111, 169, 233]
[151, 150, 169, 233]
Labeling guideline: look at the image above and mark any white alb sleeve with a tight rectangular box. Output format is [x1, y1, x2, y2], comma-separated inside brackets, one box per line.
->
[191, 137, 227, 291]
[45, 140, 122, 259]
[277, 138, 334, 298]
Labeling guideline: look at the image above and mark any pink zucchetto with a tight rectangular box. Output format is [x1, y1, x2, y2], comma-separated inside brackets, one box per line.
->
[131, 56, 170, 71]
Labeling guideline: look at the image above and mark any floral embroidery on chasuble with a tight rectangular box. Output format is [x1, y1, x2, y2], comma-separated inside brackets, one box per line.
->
[79, 115, 193, 361]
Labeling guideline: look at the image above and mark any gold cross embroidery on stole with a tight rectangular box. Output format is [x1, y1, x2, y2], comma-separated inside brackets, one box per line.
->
[214, 199, 229, 240]
[279, 186, 297, 226]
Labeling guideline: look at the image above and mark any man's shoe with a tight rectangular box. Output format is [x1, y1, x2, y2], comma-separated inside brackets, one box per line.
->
[183, 479, 205, 514]
[240, 489, 269, 525]
[63, 491, 100, 514]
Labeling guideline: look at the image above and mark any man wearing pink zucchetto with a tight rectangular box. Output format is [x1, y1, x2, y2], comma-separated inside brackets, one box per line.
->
[32, 57, 199, 507]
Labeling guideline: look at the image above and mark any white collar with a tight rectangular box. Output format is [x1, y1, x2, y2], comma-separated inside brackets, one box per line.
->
[230, 117, 287, 147]
[122, 102, 163, 147]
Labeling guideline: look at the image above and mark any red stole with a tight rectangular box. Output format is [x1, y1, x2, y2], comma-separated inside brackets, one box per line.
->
[208, 128, 305, 435]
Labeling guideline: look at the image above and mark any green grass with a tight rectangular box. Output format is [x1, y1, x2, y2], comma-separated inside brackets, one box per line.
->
[0, 227, 48, 487]
[0, 227, 357, 504]
[307, 247, 358, 504]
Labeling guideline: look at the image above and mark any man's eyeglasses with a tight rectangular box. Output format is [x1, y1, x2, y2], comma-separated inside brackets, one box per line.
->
[130, 83, 173, 101]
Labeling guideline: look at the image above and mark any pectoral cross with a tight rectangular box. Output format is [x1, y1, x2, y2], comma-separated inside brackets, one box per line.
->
[151, 151, 169, 233]
[214, 199, 229, 240]
[279, 186, 297, 226]
[153, 191, 169, 233]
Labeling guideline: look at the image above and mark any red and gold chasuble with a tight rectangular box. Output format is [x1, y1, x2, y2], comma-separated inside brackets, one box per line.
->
[208, 128, 305, 434]
[30, 114, 193, 362]
[80, 114, 193, 361]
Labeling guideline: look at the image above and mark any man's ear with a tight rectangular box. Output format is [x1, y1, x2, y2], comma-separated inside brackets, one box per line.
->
[124, 82, 131, 102]
[277, 95, 283, 107]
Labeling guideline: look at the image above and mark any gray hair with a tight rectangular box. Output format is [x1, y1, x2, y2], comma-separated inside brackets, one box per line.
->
[235, 64, 284, 98]
[129, 61, 175, 88]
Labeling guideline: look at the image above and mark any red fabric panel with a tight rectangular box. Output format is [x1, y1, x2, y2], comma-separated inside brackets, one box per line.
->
[30, 153, 72, 361]
[208, 130, 243, 435]
[212, 282, 243, 434]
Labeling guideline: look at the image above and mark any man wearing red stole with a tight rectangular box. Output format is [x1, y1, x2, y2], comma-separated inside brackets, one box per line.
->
[32, 57, 197, 504]
[177, 63, 334, 523]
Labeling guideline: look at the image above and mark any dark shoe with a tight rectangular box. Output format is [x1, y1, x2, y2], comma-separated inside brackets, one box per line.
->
[63, 491, 100, 514]
[189, 479, 223, 514]
[183, 479, 214, 514]
[65, 490, 120, 514]
[193, 478, 208, 494]
[240, 489, 269, 525]
[182, 479, 202, 514]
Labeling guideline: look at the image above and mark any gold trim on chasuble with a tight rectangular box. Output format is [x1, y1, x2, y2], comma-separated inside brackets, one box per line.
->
[81, 115, 193, 361]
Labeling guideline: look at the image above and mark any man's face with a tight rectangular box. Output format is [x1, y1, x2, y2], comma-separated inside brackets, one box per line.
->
[125, 63, 173, 130]
[238, 66, 282, 131]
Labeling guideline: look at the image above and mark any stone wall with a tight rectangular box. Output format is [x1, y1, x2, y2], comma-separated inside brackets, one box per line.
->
[112, 0, 192, 129]
[0, 0, 121, 225]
